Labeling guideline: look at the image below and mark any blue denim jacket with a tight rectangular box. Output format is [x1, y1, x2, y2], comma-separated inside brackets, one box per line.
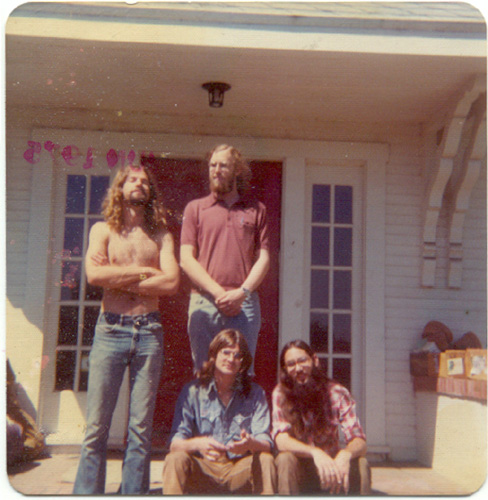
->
[169, 379, 273, 458]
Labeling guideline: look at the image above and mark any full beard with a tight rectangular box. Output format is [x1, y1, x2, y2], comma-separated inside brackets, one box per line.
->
[287, 370, 326, 414]
[127, 194, 149, 207]
[210, 175, 235, 196]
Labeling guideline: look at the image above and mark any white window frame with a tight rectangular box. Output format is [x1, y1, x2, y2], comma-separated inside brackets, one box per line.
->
[303, 164, 363, 399]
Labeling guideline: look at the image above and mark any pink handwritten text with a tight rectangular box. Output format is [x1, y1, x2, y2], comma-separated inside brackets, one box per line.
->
[23, 141, 152, 170]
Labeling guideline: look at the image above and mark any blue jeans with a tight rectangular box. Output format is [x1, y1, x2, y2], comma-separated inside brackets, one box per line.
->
[187, 292, 261, 372]
[73, 311, 164, 495]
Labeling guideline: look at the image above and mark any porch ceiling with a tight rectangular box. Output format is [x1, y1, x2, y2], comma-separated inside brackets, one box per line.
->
[5, 2, 487, 131]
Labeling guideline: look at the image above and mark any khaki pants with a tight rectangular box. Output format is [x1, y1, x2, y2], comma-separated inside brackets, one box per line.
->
[163, 451, 276, 495]
[275, 451, 371, 495]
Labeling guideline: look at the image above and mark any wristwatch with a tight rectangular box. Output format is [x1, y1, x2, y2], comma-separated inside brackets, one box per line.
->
[241, 287, 252, 299]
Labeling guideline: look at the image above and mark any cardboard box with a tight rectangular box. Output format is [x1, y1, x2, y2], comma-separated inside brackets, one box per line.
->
[465, 349, 487, 380]
[439, 350, 466, 378]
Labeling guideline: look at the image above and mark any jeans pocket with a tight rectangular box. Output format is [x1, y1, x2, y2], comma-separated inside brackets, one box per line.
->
[147, 321, 164, 334]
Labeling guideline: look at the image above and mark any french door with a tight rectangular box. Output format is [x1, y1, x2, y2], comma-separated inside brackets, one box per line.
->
[305, 165, 363, 403]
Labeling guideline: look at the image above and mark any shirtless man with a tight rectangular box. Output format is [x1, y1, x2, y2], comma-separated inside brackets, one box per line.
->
[73, 164, 179, 495]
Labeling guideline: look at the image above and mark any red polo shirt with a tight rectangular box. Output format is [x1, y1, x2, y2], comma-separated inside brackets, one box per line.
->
[181, 193, 269, 290]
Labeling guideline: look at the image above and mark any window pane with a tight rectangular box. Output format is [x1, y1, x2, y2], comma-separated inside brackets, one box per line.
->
[333, 270, 351, 309]
[333, 358, 351, 390]
[82, 306, 100, 346]
[310, 270, 329, 309]
[61, 261, 81, 301]
[317, 357, 328, 375]
[334, 227, 352, 267]
[312, 185, 330, 223]
[79, 351, 90, 392]
[333, 314, 351, 353]
[334, 185, 353, 224]
[58, 306, 79, 345]
[63, 218, 84, 257]
[310, 312, 328, 353]
[55, 350, 76, 391]
[89, 176, 110, 214]
[311, 226, 330, 266]
[66, 175, 86, 214]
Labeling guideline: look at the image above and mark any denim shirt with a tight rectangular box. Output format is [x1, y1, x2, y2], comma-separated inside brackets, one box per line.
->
[169, 379, 273, 459]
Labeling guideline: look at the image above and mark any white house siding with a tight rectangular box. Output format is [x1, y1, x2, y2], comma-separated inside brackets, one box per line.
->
[384, 131, 487, 461]
[6, 127, 33, 308]
[6, 124, 47, 415]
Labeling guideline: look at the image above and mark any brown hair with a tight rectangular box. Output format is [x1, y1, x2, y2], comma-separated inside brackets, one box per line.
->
[198, 329, 253, 396]
[101, 164, 166, 234]
[278, 340, 333, 443]
[206, 144, 252, 195]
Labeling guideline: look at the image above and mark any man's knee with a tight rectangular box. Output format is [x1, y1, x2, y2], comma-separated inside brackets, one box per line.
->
[258, 453, 276, 481]
[349, 456, 372, 495]
[255, 452, 277, 494]
[163, 451, 191, 475]
[275, 451, 298, 472]
[259, 451, 275, 467]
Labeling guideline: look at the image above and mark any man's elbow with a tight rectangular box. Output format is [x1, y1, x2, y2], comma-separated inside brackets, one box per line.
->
[85, 269, 102, 287]
[179, 247, 196, 275]
[179, 255, 191, 275]
[165, 274, 180, 295]
[358, 438, 367, 456]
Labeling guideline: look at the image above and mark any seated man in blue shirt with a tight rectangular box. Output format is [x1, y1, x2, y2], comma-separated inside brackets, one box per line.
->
[162, 328, 276, 494]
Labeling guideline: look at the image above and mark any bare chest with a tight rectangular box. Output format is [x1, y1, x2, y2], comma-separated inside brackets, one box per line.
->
[107, 229, 160, 267]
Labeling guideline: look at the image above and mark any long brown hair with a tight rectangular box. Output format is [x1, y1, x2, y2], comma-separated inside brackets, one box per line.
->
[278, 340, 333, 442]
[206, 144, 252, 195]
[101, 164, 167, 234]
[198, 329, 253, 396]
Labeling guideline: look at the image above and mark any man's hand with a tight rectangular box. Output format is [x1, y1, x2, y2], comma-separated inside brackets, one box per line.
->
[194, 436, 227, 462]
[311, 447, 344, 494]
[215, 288, 246, 316]
[333, 449, 353, 494]
[227, 429, 255, 455]
[91, 251, 109, 267]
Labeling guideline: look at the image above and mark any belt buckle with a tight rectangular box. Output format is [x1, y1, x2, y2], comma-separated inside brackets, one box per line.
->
[134, 316, 147, 327]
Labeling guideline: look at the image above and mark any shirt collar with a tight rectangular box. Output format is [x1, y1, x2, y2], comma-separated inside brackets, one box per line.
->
[205, 378, 244, 399]
[200, 192, 248, 210]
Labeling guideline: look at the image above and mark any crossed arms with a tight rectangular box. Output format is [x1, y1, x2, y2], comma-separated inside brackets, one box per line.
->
[85, 222, 180, 296]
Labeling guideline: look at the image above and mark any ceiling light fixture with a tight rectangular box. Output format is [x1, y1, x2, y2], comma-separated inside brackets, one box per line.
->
[202, 82, 231, 108]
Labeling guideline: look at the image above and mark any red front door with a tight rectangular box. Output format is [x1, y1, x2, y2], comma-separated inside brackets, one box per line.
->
[143, 157, 282, 447]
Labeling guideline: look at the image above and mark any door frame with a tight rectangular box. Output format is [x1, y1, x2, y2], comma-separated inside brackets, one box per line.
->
[27, 129, 388, 452]
[280, 154, 388, 454]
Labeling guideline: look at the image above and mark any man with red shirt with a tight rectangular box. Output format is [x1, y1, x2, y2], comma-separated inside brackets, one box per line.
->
[180, 145, 270, 372]
[272, 340, 371, 495]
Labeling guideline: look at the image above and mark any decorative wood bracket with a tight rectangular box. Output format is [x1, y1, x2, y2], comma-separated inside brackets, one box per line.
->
[421, 75, 486, 287]
[447, 96, 486, 288]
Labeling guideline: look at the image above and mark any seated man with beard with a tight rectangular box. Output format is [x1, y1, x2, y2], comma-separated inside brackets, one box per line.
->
[272, 340, 371, 495]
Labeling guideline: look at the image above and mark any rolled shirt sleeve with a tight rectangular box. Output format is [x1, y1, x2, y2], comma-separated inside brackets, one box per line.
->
[169, 383, 197, 443]
[249, 384, 273, 448]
